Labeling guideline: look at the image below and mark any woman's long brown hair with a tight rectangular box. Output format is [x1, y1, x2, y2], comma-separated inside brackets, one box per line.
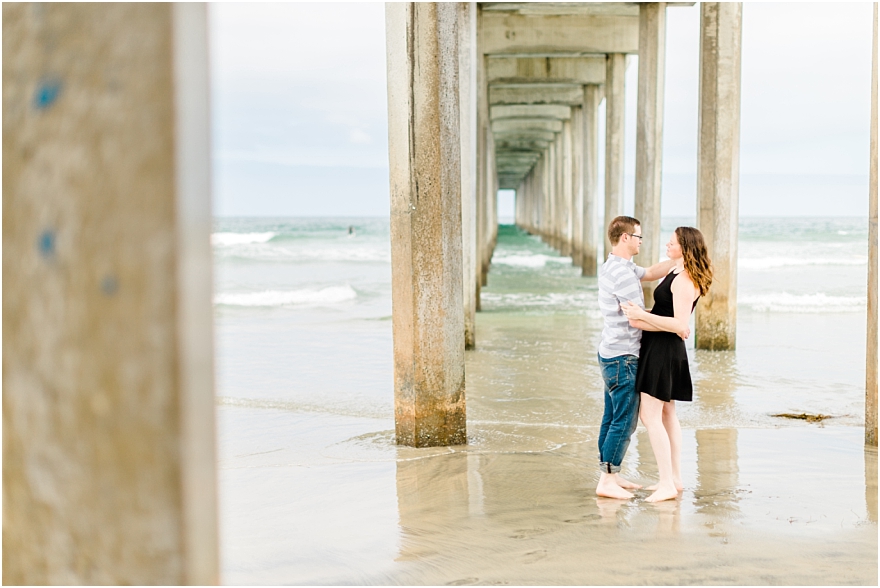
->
[675, 227, 713, 297]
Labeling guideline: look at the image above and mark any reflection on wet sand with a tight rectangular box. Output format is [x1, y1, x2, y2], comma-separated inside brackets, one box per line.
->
[695, 428, 740, 520]
[867, 447, 878, 523]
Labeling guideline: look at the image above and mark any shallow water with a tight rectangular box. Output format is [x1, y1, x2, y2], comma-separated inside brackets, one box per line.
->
[215, 218, 876, 584]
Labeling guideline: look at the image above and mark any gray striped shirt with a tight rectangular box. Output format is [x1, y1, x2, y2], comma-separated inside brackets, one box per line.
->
[598, 254, 646, 359]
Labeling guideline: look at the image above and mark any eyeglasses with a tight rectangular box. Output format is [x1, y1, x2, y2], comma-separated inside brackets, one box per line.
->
[626, 233, 643, 241]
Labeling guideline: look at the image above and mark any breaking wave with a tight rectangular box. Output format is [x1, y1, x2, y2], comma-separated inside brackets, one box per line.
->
[215, 285, 358, 307]
[212, 232, 276, 246]
[492, 254, 573, 268]
[739, 292, 865, 313]
[738, 257, 866, 270]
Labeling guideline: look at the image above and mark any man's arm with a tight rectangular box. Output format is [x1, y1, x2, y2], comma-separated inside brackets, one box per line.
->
[640, 258, 675, 282]
[629, 318, 662, 332]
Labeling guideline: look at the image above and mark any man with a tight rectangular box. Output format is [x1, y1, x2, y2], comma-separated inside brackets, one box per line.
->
[595, 216, 685, 499]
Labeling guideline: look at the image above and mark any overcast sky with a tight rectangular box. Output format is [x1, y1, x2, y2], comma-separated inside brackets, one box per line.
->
[209, 2, 874, 218]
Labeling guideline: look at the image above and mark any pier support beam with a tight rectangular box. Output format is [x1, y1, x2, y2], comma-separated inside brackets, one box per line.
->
[571, 105, 584, 268]
[695, 2, 743, 351]
[2, 4, 217, 583]
[460, 2, 478, 350]
[582, 84, 601, 276]
[867, 3, 878, 447]
[604, 53, 627, 259]
[634, 2, 667, 306]
[385, 3, 466, 447]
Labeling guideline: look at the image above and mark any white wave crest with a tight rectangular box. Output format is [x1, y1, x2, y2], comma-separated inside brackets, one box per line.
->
[492, 254, 572, 268]
[215, 285, 357, 307]
[215, 245, 390, 262]
[212, 232, 276, 246]
[739, 256, 866, 270]
[739, 292, 866, 313]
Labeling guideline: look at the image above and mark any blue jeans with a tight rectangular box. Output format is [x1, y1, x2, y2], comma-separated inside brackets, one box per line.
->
[597, 354, 640, 473]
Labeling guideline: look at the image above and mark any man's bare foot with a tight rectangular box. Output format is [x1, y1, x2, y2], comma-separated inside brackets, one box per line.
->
[596, 473, 634, 499]
[645, 482, 679, 503]
[614, 474, 642, 490]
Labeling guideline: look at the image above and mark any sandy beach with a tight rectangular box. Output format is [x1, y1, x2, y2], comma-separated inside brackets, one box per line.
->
[215, 221, 876, 585]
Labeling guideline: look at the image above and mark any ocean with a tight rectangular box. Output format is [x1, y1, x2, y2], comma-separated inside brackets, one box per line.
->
[212, 216, 874, 584]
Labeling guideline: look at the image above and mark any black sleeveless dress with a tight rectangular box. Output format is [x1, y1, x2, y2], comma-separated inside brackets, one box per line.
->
[635, 271, 698, 402]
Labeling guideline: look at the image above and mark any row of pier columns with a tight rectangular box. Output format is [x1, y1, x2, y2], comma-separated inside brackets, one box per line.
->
[384, 0, 877, 449]
[1, 2, 876, 582]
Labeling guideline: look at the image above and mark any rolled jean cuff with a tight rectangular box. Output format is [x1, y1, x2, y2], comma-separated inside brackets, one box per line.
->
[599, 461, 621, 474]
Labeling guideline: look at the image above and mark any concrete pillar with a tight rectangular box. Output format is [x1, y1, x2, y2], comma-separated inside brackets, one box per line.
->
[582, 84, 601, 276]
[604, 53, 627, 259]
[2, 4, 217, 584]
[475, 48, 488, 308]
[482, 127, 496, 285]
[385, 2, 466, 447]
[634, 2, 667, 306]
[560, 118, 574, 257]
[695, 3, 742, 351]
[867, 3, 879, 447]
[571, 106, 584, 268]
[459, 2, 477, 350]
[545, 142, 555, 245]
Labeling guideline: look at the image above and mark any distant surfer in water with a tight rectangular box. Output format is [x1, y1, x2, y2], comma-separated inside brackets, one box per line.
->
[595, 216, 679, 499]
[348, 225, 356, 237]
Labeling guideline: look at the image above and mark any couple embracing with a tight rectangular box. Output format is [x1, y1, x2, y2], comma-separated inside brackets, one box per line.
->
[595, 216, 713, 503]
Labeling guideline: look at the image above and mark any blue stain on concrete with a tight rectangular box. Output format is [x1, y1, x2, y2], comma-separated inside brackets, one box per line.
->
[34, 78, 62, 109]
[38, 230, 55, 258]
[101, 275, 119, 296]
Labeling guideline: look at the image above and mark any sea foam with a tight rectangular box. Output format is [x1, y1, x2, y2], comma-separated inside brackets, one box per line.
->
[738, 256, 866, 270]
[212, 232, 276, 246]
[215, 285, 357, 307]
[739, 292, 865, 313]
[492, 254, 572, 268]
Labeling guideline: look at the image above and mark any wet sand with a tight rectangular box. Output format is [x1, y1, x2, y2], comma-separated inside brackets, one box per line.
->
[218, 309, 878, 585]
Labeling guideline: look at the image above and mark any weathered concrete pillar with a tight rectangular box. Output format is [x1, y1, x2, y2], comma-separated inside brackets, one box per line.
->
[545, 141, 555, 245]
[385, 2, 466, 447]
[459, 2, 477, 350]
[560, 118, 574, 257]
[475, 49, 488, 308]
[867, 3, 879, 447]
[695, 2, 742, 351]
[634, 2, 667, 306]
[604, 53, 627, 259]
[2, 4, 217, 584]
[571, 105, 585, 268]
[582, 84, 601, 276]
[482, 127, 497, 285]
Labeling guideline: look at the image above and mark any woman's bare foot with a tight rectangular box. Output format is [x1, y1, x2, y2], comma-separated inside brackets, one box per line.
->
[596, 473, 634, 499]
[645, 482, 680, 503]
[645, 480, 683, 492]
[614, 474, 642, 490]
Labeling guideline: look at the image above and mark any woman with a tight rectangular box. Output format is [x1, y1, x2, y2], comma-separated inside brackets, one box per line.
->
[621, 227, 713, 503]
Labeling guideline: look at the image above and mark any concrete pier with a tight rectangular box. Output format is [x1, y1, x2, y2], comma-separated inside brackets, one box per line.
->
[570, 105, 584, 268]
[581, 84, 601, 276]
[385, 3, 466, 447]
[2, 3, 217, 583]
[634, 2, 667, 306]
[460, 2, 478, 350]
[604, 53, 627, 259]
[868, 3, 879, 447]
[695, 2, 743, 351]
